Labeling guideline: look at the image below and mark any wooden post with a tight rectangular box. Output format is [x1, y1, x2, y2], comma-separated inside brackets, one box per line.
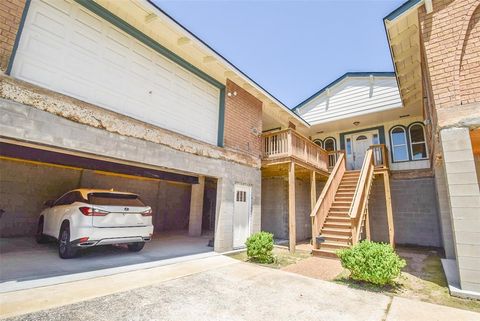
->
[383, 172, 395, 247]
[365, 208, 371, 241]
[288, 161, 296, 253]
[310, 170, 317, 249]
[310, 171, 317, 211]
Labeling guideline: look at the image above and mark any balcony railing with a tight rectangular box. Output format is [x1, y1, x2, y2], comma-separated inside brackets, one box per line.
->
[262, 129, 329, 172]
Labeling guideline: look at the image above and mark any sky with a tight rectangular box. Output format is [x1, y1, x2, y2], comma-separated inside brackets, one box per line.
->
[154, 0, 406, 108]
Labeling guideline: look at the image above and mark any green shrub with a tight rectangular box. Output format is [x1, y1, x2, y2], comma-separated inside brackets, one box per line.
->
[245, 231, 274, 263]
[336, 241, 406, 286]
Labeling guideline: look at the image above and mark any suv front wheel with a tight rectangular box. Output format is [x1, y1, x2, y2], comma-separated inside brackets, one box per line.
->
[58, 223, 78, 259]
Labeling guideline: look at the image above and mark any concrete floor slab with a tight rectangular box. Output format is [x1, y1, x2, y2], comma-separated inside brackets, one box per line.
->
[0, 231, 212, 291]
[386, 296, 480, 321]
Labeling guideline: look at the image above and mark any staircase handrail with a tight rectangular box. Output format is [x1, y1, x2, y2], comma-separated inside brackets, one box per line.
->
[348, 148, 375, 244]
[310, 152, 346, 247]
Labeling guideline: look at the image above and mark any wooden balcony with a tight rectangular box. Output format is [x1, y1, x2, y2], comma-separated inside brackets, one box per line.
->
[261, 128, 329, 174]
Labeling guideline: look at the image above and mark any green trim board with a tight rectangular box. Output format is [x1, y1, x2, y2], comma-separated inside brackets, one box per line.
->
[5, 0, 31, 75]
[339, 126, 386, 150]
[384, 0, 422, 22]
[217, 88, 226, 147]
[72, 0, 226, 147]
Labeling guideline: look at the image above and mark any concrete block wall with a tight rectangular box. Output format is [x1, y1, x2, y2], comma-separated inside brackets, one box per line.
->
[0, 162, 194, 237]
[0, 0, 26, 72]
[79, 170, 192, 232]
[440, 127, 480, 293]
[0, 158, 82, 237]
[261, 176, 326, 242]
[0, 99, 261, 252]
[369, 175, 442, 247]
[224, 79, 262, 157]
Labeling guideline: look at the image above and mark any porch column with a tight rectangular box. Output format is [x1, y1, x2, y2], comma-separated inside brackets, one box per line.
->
[288, 161, 296, 253]
[189, 176, 205, 236]
[382, 172, 395, 247]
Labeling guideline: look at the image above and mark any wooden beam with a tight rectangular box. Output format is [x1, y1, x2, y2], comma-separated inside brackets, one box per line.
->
[288, 161, 296, 253]
[383, 172, 395, 248]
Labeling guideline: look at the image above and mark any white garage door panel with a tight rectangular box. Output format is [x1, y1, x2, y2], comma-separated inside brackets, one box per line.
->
[12, 0, 220, 145]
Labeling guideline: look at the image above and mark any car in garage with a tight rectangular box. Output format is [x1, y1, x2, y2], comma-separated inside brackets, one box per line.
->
[36, 189, 154, 259]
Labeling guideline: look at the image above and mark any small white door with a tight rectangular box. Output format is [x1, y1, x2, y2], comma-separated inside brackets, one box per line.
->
[233, 184, 252, 248]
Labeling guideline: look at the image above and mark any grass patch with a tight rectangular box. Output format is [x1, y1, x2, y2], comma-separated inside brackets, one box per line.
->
[334, 246, 480, 312]
[227, 246, 311, 269]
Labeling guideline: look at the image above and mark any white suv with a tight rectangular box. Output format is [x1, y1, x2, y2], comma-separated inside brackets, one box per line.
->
[36, 189, 154, 259]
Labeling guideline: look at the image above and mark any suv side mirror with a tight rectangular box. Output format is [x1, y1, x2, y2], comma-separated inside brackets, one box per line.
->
[44, 200, 55, 207]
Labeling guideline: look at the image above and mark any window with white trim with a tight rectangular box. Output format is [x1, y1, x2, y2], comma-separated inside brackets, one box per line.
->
[409, 123, 428, 160]
[390, 126, 409, 162]
[324, 137, 336, 151]
[313, 139, 323, 148]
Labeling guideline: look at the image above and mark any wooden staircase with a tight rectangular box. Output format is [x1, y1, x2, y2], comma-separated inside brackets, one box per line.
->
[313, 170, 359, 257]
[310, 149, 377, 258]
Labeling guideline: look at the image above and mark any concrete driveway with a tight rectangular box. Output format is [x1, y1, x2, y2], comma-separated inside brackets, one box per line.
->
[0, 232, 212, 287]
[1, 255, 478, 321]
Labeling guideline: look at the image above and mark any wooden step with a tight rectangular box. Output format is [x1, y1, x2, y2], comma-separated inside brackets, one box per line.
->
[320, 233, 352, 244]
[327, 215, 351, 222]
[318, 241, 350, 250]
[321, 227, 352, 235]
[312, 248, 338, 258]
[323, 221, 351, 229]
[330, 205, 351, 210]
[331, 201, 351, 207]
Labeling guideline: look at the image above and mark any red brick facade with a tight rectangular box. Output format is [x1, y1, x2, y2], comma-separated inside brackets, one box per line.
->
[419, 0, 480, 110]
[0, 0, 26, 72]
[223, 79, 263, 157]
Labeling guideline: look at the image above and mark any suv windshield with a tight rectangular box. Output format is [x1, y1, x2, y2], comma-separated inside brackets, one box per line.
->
[88, 193, 146, 207]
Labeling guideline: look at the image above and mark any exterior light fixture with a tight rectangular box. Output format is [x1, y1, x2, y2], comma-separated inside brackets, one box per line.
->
[353, 121, 360, 126]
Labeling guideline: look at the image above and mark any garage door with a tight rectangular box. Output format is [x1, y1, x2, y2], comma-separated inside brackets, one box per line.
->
[11, 0, 220, 145]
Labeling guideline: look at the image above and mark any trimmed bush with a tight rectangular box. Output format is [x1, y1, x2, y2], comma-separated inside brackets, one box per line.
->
[245, 231, 274, 263]
[337, 241, 406, 286]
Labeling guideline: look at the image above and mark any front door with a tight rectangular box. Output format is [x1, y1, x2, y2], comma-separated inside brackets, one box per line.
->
[353, 134, 371, 168]
[345, 130, 379, 170]
[233, 184, 252, 248]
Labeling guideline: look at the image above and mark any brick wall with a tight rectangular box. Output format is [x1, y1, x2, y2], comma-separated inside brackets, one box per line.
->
[0, 0, 26, 72]
[419, 0, 480, 109]
[223, 79, 262, 157]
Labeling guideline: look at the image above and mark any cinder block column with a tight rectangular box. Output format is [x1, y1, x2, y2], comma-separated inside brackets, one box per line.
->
[188, 176, 205, 237]
[440, 127, 480, 293]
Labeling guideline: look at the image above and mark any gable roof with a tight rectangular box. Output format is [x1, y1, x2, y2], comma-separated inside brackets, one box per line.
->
[292, 72, 396, 112]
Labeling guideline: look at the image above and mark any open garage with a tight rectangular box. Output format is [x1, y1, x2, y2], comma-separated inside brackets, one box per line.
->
[0, 142, 217, 285]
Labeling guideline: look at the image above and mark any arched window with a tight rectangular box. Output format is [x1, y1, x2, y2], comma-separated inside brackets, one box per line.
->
[390, 126, 409, 162]
[409, 123, 428, 160]
[313, 139, 323, 148]
[323, 137, 336, 151]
